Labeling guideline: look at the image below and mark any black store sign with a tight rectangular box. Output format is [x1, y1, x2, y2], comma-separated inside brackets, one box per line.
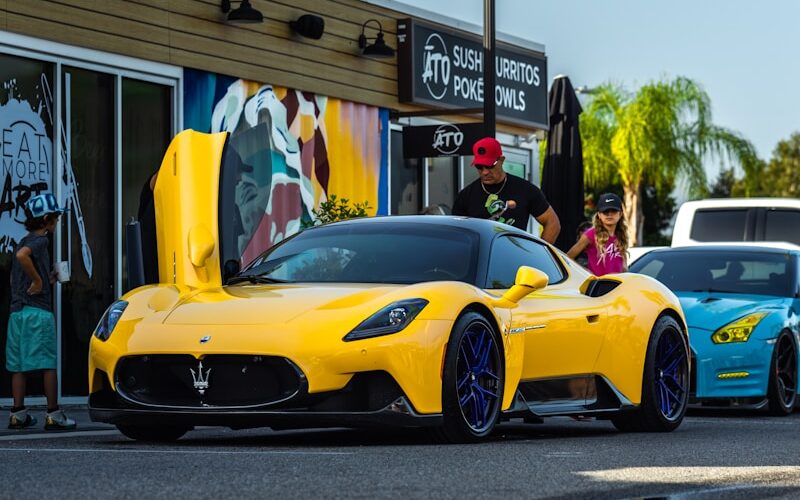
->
[403, 122, 485, 158]
[398, 18, 548, 129]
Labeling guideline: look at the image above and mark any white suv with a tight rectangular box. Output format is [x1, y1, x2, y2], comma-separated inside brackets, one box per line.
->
[628, 198, 800, 264]
[671, 198, 800, 247]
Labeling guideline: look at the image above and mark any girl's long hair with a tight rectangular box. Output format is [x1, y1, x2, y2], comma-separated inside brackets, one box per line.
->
[592, 210, 629, 258]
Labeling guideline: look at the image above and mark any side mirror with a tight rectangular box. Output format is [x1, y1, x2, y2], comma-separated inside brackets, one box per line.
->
[223, 259, 241, 284]
[502, 266, 548, 304]
[188, 224, 215, 267]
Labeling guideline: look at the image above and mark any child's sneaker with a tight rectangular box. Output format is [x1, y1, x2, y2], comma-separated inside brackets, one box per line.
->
[8, 409, 37, 429]
[44, 409, 76, 431]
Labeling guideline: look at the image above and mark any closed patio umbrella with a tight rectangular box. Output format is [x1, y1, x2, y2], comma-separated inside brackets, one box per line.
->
[541, 75, 585, 252]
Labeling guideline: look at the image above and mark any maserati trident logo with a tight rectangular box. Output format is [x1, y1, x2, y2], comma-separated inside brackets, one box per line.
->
[190, 361, 211, 395]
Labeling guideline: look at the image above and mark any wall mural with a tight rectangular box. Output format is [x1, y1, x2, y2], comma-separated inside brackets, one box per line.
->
[0, 79, 53, 254]
[184, 68, 389, 264]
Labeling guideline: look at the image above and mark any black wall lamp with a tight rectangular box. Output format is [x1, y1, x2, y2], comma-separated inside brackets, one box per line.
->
[358, 19, 395, 58]
[289, 14, 325, 40]
[221, 0, 263, 23]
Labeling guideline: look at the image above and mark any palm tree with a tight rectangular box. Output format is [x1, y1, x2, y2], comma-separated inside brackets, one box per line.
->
[580, 77, 759, 245]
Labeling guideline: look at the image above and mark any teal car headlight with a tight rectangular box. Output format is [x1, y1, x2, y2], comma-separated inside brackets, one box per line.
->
[94, 300, 129, 341]
[343, 299, 429, 342]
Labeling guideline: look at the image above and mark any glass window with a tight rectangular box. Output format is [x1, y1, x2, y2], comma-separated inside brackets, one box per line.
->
[630, 249, 793, 297]
[0, 54, 55, 399]
[391, 130, 422, 214]
[689, 209, 747, 241]
[427, 156, 457, 213]
[122, 78, 172, 290]
[486, 235, 564, 289]
[242, 223, 480, 285]
[765, 209, 800, 244]
[460, 155, 480, 188]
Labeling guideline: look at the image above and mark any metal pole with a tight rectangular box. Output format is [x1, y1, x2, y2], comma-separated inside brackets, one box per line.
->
[483, 0, 496, 137]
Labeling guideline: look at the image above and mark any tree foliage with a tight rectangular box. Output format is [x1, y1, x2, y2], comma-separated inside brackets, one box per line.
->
[580, 77, 759, 245]
[304, 194, 371, 228]
[747, 133, 800, 197]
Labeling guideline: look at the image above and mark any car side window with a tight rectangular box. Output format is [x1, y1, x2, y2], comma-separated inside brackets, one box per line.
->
[690, 209, 748, 241]
[486, 235, 564, 289]
[765, 209, 800, 245]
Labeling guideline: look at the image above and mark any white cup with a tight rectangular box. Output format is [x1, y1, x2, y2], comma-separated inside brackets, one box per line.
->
[56, 261, 70, 283]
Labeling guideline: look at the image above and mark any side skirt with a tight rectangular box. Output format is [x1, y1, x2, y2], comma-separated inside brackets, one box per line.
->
[502, 375, 636, 419]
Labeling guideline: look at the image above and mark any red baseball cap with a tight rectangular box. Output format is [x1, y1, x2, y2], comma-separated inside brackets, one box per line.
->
[472, 137, 503, 166]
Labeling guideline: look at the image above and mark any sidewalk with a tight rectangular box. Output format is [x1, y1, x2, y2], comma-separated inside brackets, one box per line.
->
[0, 405, 116, 437]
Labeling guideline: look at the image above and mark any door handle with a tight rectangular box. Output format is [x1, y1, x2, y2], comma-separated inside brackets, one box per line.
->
[586, 314, 600, 323]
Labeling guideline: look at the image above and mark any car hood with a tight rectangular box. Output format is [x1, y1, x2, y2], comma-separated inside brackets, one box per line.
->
[677, 292, 789, 330]
[163, 284, 403, 325]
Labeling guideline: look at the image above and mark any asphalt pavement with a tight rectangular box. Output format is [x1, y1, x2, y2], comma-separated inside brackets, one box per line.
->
[0, 408, 799, 498]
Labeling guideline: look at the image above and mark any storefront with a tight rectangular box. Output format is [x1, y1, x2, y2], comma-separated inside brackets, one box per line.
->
[0, 0, 546, 403]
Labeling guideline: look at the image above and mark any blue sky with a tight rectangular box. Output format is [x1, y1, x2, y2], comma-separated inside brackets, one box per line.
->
[395, 0, 800, 180]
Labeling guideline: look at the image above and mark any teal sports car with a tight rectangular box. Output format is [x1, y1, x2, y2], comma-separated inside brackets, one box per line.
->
[630, 244, 799, 415]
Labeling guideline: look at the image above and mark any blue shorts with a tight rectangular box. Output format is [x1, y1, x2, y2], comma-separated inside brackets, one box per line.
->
[6, 306, 57, 372]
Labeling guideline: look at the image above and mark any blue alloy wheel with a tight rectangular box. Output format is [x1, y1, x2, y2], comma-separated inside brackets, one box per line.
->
[456, 321, 501, 432]
[612, 316, 688, 432]
[654, 328, 688, 421]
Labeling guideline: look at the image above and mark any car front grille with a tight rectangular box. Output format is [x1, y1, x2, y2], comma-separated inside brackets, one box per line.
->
[115, 355, 303, 408]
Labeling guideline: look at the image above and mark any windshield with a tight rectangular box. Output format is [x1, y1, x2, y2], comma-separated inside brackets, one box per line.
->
[238, 222, 480, 285]
[630, 250, 794, 297]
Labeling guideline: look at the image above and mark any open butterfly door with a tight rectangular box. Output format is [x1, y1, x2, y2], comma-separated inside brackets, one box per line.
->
[153, 130, 227, 289]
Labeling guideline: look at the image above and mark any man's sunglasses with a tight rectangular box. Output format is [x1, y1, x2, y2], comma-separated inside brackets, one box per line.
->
[474, 159, 499, 171]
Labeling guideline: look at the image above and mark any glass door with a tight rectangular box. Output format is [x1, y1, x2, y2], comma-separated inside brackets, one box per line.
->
[121, 78, 173, 292]
[0, 54, 56, 398]
[59, 66, 116, 397]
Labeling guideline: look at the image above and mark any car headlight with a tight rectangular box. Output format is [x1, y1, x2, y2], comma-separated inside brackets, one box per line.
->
[343, 299, 429, 342]
[711, 312, 767, 344]
[94, 300, 129, 341]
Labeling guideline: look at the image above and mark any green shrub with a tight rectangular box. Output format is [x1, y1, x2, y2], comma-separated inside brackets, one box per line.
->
[304, 194, 371, 227]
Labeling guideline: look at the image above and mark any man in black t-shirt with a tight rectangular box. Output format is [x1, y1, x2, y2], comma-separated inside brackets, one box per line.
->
[453, 137, 561, 243]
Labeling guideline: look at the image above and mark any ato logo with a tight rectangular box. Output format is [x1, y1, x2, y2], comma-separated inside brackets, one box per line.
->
[421, 33, 450, 100]
[431, 124, 463, 155]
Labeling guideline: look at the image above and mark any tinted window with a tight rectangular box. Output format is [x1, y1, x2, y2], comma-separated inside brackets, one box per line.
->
[765, 209, 800, 244]
[690, 209, 747, 241]
[242, 223, 479, 284]
[630, 250, 793, 297]
[486, 236, 564, 289]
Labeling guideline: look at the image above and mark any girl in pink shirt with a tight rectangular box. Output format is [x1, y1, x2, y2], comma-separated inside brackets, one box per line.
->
[567, 193, 629, 275]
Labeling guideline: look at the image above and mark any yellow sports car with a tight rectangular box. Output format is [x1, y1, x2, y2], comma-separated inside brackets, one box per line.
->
[89, 131, 691, 443]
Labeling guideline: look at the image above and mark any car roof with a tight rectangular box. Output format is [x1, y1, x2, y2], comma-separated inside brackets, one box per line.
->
[647, 243, 800, 256]
[679, 198, 800, 209]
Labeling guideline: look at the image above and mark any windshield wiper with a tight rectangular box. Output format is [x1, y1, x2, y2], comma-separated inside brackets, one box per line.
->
[227, 275, 289, 285]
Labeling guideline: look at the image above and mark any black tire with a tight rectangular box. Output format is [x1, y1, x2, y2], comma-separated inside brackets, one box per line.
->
[435, 311, 504, 443]
[612, 316, 689, 433]
[116, 424, 190, 442]
[767, 331, 797, 416]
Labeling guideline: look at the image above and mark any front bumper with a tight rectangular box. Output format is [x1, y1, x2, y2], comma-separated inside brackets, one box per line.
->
[89, 368, 442, 429]
[690, 326, 775, 400]
[90, 395, 441, 430]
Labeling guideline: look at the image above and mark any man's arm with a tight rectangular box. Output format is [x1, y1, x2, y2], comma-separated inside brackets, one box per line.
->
[535, 206, 561, 244]
[15, 246, 43, 294]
